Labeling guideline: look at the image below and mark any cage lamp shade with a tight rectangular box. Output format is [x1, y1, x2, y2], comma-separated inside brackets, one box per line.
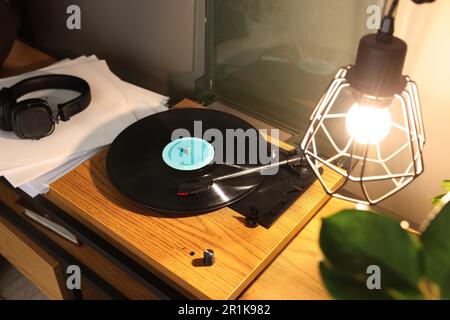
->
[300, 34, 425, 205]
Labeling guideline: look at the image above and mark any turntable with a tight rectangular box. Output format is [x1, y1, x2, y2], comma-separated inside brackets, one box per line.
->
[106, 107, 319, 228]
[46, 101, 343, 299]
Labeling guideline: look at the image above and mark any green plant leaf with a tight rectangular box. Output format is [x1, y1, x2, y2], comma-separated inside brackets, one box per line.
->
[320, 210, 422, 293]
[442, 180, 450, 192]
[441, 274, 450, 300]
[421, 202, 450, 297]
[319, 261, 391, 300]
[432, 194, 446, 206]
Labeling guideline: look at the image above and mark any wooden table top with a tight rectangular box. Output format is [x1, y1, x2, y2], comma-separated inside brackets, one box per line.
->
[0, 41, 56, 78]
[46, 148, 342, 299]
[240, 198, 353, 300]
[1, 41, 355, 300]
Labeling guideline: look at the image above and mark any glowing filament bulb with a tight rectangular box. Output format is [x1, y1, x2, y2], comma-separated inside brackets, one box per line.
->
[345, 103, 392, 145]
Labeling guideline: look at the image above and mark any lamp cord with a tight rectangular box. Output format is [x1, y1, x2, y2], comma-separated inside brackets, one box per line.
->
[387, 0, 400, 17]
[378, 0, 435, 41]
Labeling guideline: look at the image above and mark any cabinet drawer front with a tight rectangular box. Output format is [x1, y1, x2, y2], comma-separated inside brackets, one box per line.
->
[0, 182, 162, 299]
[0, 213, 69, 300]
[20, 208, 161, 300]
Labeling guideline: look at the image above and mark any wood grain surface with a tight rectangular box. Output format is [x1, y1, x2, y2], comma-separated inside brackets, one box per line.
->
[0, 212, 69, 300]
[0, 182, 159, 300]
[0, 41, 55, 78]
[47, 148, 342, 299]
[240, 198, 354, 300]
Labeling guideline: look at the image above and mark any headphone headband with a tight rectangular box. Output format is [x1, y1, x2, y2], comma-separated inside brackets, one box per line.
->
[9, 74, 91, 121]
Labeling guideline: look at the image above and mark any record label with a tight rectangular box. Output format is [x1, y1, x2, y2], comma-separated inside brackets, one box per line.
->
[162, 137, 215, 171]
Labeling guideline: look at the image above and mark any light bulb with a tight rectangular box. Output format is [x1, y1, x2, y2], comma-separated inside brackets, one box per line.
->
[345, 103, 392, 145]
[301, 65, 425, 205]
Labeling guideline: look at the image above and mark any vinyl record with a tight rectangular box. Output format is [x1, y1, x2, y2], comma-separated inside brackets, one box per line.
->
[106, 108, 268, 215]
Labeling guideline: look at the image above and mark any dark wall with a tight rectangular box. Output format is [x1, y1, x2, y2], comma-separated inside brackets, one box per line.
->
[0, 0, 18, 65]
[16, 0, 205, 96]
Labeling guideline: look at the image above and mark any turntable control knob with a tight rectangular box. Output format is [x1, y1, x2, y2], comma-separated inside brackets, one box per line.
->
[245, 216, 259, 228]
[245, 206, 259, 228]
[203, 249, 215, 266]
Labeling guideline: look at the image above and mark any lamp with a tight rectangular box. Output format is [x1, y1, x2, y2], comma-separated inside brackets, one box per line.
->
[300, 0, 432, 205]
[179, 0, 434, 208]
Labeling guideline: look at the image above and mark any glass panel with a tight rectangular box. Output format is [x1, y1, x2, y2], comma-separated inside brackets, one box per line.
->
[199, 0, 386, 137]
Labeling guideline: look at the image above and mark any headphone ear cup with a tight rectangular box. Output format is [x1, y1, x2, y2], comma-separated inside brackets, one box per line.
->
[11, 99, 55, 140]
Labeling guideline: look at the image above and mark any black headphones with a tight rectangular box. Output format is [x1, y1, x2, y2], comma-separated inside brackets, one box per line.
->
[0, 74, 91, 140]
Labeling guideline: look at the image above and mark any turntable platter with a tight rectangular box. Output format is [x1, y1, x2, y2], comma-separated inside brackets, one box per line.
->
[106, 108, 268, 215]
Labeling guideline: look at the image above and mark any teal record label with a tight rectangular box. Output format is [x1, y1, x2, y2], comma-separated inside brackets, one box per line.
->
[162, 137, 215, 171]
